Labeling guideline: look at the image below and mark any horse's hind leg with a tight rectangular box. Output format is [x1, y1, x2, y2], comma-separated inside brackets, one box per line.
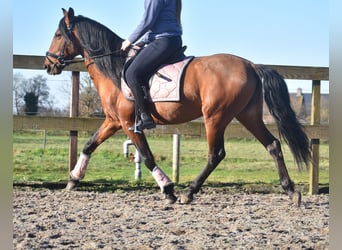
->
[237, 113, 301, 206]
[180, 125, 226, 204]
[266, 139, 301, 205]
[66, 118, 120, 190]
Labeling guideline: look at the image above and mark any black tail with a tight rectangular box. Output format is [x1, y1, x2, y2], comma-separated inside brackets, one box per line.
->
[254, 65, 311, 170]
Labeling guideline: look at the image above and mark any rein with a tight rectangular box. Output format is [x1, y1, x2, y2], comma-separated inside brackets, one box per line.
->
[64, 49, 125, 65]
[46, 47, 125, 67]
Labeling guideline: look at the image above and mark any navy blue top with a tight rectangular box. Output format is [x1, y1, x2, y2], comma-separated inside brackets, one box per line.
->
[128, 0, 182, 44]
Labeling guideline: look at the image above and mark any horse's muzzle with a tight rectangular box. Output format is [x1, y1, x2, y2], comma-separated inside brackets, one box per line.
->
[44, 59, 64, 75]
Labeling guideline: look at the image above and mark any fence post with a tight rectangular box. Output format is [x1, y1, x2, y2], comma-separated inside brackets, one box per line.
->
[309, 80, 321, 195]
[68, 71, 80, 176]
[134, 150, 142, 180]
[42, 129, 46, 150]
[123, 139, 142, 180]
[310, 139, 320, 194]
[172, 134, 180, 184]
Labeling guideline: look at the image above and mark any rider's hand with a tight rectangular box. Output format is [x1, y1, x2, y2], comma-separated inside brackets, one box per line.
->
[121, 39, 132, 51]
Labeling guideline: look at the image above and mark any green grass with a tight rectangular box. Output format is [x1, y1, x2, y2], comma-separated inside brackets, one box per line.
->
[13, 131, 329, 192]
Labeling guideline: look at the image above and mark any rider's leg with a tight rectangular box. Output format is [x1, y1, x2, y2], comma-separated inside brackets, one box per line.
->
[125, 36, 182, 133]
[129, 84, 155, 133]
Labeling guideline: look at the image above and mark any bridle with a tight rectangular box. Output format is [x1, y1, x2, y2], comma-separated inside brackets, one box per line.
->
[45, 39, 70, 69]
[45, 22, 126, 72]
[45, 22, 79, 72]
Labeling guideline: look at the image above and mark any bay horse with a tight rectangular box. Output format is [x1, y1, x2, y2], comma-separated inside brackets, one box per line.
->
[44, 8, 310, 206]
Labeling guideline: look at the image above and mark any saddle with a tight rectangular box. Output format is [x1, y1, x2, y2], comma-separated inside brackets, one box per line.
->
[121, 46, 194, 102]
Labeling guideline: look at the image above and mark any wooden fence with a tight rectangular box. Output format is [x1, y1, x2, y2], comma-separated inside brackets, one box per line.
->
[13, 116, 328, 140]
[13, 55, 329, 194]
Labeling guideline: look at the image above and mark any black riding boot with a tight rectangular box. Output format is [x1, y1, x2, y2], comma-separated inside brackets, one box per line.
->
[129, 85, 156, 133]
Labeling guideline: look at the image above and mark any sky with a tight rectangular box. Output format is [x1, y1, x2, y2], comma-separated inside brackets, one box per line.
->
[13, 0, 329, 108]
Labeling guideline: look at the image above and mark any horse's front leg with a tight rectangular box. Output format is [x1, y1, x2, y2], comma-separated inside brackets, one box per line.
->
[66, 119, 120, 190]
[128, 130, 177, 204]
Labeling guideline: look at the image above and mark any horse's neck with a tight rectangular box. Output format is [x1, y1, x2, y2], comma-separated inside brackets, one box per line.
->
[85, 58, 122, 101]
[81, 45, 125, 89]
[87, 63, 133, 121]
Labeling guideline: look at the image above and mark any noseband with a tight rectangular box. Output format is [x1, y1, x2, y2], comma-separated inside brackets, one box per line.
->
[45, 41, 68, 68]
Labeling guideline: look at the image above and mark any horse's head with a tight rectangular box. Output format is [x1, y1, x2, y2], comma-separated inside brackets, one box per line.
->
[44, 8, 82, 75]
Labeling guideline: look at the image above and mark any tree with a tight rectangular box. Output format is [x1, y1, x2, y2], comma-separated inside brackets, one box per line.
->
[13, 72, 27, 115]
[79, 74, 102, 117]
[29, 75, 51, 109]
[13, 73, 52, 115]
[23, 92, 38, 115]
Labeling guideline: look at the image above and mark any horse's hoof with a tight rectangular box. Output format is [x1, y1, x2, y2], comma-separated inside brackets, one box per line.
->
[291, 191, 302, 207]
[163, 183, 177, 204]
[165, 193, 178, 205]
[65, 179, 79, 191]
[179, 193, 193, 204]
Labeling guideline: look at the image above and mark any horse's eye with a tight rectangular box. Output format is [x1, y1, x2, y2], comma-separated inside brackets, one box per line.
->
[55, 32, 62, 39]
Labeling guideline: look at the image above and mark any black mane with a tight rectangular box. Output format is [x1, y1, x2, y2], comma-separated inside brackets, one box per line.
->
[59, 15, 126, 89]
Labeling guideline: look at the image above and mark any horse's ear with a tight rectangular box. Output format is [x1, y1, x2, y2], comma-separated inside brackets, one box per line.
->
[68, 8, 75, 19]
[62, 7, 75, 27]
